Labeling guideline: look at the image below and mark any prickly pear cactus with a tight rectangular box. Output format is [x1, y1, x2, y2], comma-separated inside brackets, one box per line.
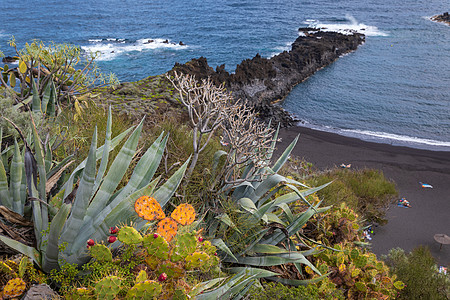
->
[185, 251, 210, 270]
[135, 270, 148, 284]
[142, 234, 170, 260]
[173, 288, 189, 300]
[2, 278, 26, 298]
[126, 280, 162, 299]
[171, 203, 195, 225]
[157, 261, 184, 279]
[170, 232, 196, 262]
[90, 244, 113, 262]
[135, 196, 165, 221]
[156, 218, 178, 242]
[118, 226, 143, 245]
[145, 255, 161, 269]
[94, 275, 122, 300]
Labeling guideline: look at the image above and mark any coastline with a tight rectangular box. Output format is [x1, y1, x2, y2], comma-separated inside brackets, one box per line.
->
[276, 125, 450, 265]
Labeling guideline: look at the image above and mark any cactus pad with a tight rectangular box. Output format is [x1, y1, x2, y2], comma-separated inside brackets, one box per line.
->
[126, 280, 162, 299]
[185, 251, 210, 270]
[89, 244, 113, 262]
[171, 233, 197, 262]
[171, 203, 196, 225]
[156, 218, 178, 242]
[2, 278, 26, 298]
[135, 196, 165, 221]
[118, 226, 143, 245]
[157, 261, 185, 279]
[145, 255, 161, 270]
[135, 270, 148, 284]
[94, 276, 122, 300]
[143, 234, 169, 260]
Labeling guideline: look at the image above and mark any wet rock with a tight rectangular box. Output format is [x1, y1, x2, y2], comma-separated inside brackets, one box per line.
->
[431, 12, 450, 25]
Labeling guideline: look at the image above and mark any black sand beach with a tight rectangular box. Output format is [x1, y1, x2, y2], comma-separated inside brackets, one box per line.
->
[277, 126, 450, 266]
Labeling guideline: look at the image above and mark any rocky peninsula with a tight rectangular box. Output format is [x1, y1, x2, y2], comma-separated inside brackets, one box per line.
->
[172, 29, 365, 126]
[431, 12, 450, 25]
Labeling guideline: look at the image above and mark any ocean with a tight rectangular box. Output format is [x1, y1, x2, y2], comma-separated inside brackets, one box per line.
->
[1, 0, 449, 150]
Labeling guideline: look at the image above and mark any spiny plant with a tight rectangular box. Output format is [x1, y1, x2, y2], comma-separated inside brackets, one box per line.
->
[0, 256, 32, 299]
[64, 200, 220, 299]
[311, 244, 404, 299]
[0, 107, 189, 273]
[0, 37, 118, 112]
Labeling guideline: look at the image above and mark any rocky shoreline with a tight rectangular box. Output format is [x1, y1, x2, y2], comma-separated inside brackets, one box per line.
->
[431, 12, 450, 25]
[172, 29, 365, 126]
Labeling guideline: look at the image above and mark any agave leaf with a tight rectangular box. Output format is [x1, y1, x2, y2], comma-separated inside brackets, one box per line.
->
[211, 239, 238, 262]
[30, 119, 48, 249]
[277, 203, 294, 223]
[252, 244, 291, 254]
[265, 213, 287, 227]
[228, 255, 307, 267]
[222, 275, 257, 300]
[189, 277, 227, 298]
[195, 270, 247, 300]
[60, 127, 97, 255]
[114, 132, 166, 200]
[0, 160, 11, 207]
[268, 273, 330, 287]
[264, 123, 280, 165]
[42, 202, 71, 273]
[92, 106, 112, 195]
[31, 78, 41, 114]
[229, 267, 280, 278]
[62, 126, 134, 199]
[10, 140, 23, 214]
[230, 181, 255, 200]
[84, 118, 144, 222]
[271, 134, 298, 173]
[137, 133, 167, 189]
[0, 235, 40, 266]
[44, 142, 52, 174]
[151, 157, 190, 208]
[41, 81, 52, 115]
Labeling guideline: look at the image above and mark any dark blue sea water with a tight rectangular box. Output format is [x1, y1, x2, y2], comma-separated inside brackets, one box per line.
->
[1, 0, 449, 150]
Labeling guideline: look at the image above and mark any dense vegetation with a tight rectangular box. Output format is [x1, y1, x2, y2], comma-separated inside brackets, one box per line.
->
[1, 40, 448, 299]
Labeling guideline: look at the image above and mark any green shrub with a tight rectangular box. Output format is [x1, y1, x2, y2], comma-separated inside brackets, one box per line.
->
[248, 281, 343, 300]
[306, 168, 397, 224]
[383, 246, 450, 300]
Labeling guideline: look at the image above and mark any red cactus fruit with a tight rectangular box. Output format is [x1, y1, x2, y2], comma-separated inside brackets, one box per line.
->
[110, 227, 119, 234]
[214, 252, 217, 256]
[87, 239, 95, 247]
[198, 237, 203, 242]
[108, 236, 117, 243]
[153, 233, 159, 239]
[158, 272, 168, 282]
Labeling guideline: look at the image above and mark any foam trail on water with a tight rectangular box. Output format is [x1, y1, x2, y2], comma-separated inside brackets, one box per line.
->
[81, 38, 188, 61]
[303, 15, 389, 36]
[269, 41, 292, 57]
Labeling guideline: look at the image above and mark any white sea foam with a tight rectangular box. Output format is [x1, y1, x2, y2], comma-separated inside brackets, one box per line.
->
[81, 38, 188, 61]
[269, 41, 292, 58]
[296, 122, 450, 150]
[303, 15, 389, 37]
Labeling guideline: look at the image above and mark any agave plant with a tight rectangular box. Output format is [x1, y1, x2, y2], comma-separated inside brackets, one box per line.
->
[207, 128, 333, 286]
[0, 107, 189, 272]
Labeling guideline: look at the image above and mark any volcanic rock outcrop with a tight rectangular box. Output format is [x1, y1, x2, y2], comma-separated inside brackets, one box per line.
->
[172, 29, 365, 126]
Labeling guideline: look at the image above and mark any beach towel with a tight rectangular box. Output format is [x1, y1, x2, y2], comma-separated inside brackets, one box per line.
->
[420, 182, 433, 188]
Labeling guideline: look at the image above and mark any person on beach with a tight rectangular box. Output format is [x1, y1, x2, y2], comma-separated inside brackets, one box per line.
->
[398, 198, 411, 208]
